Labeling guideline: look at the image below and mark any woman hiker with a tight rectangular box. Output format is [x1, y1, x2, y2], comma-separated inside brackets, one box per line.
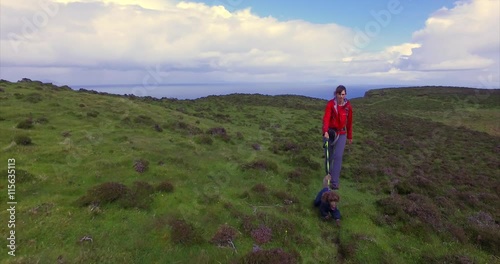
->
[322, 85, 353, 190]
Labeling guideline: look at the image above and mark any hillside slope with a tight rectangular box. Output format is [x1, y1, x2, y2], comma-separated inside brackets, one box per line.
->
[0, 80, 498, 263]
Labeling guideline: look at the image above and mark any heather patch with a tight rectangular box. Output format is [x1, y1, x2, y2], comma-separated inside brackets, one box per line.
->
[168, 218, 204, 246]
[133, 159, 149, 173]
[210, 224, 238, 248]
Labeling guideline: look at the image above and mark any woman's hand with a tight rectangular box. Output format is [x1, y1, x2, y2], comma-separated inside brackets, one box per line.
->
[324, 132, 329, 139]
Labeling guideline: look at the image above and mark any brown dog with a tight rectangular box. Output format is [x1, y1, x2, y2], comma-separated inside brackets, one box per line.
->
[320, 189, 341, 226]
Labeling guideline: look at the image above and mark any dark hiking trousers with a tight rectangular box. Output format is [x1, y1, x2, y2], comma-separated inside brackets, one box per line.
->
[324, 131, 347, 188]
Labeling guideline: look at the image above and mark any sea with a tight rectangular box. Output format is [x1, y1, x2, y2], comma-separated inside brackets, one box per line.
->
[73, 83, 405, 101]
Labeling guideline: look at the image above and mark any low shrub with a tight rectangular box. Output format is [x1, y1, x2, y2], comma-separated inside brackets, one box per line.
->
[242, 160, 278, 173]
[168, 218, 203, 245]
[17, 169, 35, 182]
[420, 253, 475, 264]
[251, 183, 267, 193]
[399, 219, 434, 241]
[241, 215, 257, 233]
[239, 248, 299, 264]
[394, 180, 415, 195]
[445, 223, 467, 243]
[338, 234, 362, 261]
[260, 214, 296, 240]
[210, 224, 238, 247]
[196, 135, 213, 145]
[119, 181, 154, 209]
[15, 135, 32, 145]
[207, 127, 231, 142]
[134, 115, 154, 125]
[286, 168, 310, 186]
[36, 117, 49, 124]
[207, 127, 226, 135]
[251, 225, 272, 244]
[289, 155, 320, 171]
[25, 92, 42, 103]
[133, 159, 149, 173]
[156, 180, 174, 193]
[213, 113, 231, 123]
[76, 182, 129, 207]
[271, 140, 300, 154]
[153, 124, 163, 132]
[121, 116, 132, 126]
[272, 191, 299, 205]
[375, 196, 408, 224]
[28, 203, 54, 216]
[467, 211, 496, 229]
[251, 143, 261, 151]
[87, 111, 99, 117]
[17, 119, 33, 129]
[132, 181, 155, 197]
[169, 121, 203, 135]
[403, 193, 442, 230]
[470, 225, 500, 255]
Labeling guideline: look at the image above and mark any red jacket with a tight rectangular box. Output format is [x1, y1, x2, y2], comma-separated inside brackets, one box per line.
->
[322, 98, 353, 140]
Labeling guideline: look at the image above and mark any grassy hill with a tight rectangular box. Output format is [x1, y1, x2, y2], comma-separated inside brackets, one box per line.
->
[0, 79, 498, 263]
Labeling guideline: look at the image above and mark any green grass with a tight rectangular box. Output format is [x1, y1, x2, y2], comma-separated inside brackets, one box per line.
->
[0, 80, 499, 263]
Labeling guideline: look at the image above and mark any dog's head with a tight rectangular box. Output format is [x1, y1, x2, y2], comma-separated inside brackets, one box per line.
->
[321, 191, 340, 204]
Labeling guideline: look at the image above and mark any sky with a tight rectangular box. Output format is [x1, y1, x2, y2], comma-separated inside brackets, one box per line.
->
[0, 0, 499, 99]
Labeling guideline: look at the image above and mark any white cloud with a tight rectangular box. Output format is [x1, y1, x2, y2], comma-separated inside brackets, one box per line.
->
[1, 0, 364, 87]
[396, 0, 499, 84]
[54, 0, 174, 10]
[0, 0, 498, 94]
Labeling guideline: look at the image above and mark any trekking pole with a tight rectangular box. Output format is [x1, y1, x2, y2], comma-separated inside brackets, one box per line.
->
[323, 139, 330, 188]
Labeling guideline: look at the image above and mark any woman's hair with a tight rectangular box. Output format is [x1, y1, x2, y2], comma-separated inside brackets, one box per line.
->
[321, 191, 340, 203]
[335, 85, 346, 95]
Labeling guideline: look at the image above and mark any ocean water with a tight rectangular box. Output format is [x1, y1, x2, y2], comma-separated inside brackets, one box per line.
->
[74, 83, 394, 100]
